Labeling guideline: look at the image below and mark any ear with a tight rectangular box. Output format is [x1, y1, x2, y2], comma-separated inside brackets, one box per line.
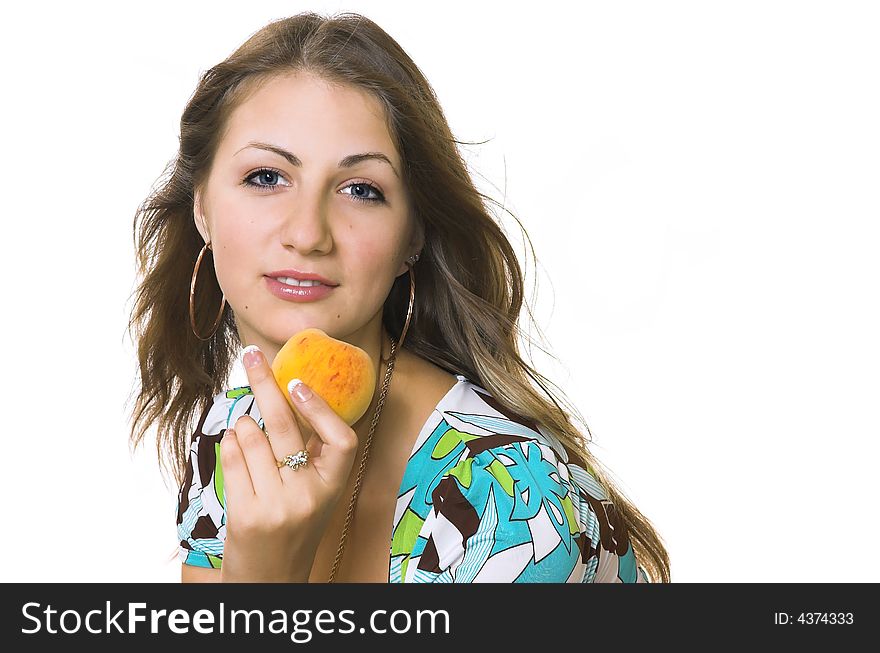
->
[398, 218, 425, 276]
[193, 187, 210, 244]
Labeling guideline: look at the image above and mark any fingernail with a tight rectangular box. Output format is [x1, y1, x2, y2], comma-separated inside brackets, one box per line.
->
[288, 378, 312, 402]
[242, 344, 262, 369]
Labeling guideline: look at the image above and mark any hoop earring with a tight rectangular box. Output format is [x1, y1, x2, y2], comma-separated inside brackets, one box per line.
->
[397, 257, 418, 350]
[190, 241, 227, 341]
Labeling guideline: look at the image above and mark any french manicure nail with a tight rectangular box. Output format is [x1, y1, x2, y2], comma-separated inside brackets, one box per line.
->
[242, 344, 262, 369]
[288, 378, 312, 402]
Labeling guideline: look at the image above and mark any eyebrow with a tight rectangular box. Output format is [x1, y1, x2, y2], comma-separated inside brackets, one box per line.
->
[234, 141, 399, 179]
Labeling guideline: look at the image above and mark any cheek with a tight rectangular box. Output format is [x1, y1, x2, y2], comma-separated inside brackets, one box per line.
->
[211, 227, 261, 293]
[213, 211, 252, 244]
[346, 236, 401, 281]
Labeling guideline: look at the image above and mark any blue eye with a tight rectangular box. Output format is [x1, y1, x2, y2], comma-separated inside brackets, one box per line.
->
[242, 168, 288, 192]
[341, 182, 385, 204]
[242, 168, 386, 205]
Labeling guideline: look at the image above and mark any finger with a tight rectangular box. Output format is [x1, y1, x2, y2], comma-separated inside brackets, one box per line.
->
[285, 378, 360, 487]
[240, 344, 306, 463]
[232, 415, 284, 496]
[219, 429, 255, 514]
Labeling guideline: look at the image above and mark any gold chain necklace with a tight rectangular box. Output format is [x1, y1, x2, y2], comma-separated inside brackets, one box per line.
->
[327, 333, 397, 583]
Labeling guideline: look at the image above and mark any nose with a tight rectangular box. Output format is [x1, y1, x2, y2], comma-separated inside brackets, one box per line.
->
[278, 184, 334, 255]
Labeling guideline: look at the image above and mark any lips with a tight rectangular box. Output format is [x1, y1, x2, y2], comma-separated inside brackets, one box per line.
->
[264, 276, 336, 303]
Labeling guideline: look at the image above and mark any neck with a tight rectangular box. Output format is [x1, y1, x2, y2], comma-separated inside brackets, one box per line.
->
[351, 327, 395, 437]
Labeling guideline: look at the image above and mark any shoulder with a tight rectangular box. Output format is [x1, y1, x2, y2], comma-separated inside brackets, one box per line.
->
[393, 377, 580, 582]
[421, 376, 576, 475]
[178, 387, 258, 570]
[393, 377, 647, 583]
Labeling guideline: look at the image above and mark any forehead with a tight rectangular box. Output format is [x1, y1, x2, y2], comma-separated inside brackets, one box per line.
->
[220, 72, 397, 160]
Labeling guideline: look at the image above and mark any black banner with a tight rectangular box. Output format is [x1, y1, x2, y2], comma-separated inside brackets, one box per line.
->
[2, 583, 873, 648]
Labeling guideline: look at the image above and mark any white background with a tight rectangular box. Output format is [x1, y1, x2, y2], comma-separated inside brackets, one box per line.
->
[0, 0, 877, 582]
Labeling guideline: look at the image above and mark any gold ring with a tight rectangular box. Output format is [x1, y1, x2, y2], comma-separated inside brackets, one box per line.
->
[277, 450, 309, 470]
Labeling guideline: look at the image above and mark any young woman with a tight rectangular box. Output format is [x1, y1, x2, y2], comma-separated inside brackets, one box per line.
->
[128, 11, 671, 583]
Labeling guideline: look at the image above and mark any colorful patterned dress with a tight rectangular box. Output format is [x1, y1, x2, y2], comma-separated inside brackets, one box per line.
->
[176, 374, 649, 583]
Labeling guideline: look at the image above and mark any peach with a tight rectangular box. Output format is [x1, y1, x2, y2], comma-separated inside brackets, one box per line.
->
[271, 327, 376, 427]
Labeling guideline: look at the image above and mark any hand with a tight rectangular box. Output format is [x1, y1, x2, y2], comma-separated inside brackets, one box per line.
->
[218, 344, 360, 583]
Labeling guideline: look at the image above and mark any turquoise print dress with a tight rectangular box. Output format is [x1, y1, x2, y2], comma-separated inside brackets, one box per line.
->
[176, 374, 649, 583]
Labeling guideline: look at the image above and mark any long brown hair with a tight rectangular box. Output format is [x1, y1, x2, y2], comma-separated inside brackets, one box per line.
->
[127, 11, 671, 582]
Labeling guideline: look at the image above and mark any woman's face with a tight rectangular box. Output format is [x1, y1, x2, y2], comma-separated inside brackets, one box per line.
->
[193, 71, 421, 362]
